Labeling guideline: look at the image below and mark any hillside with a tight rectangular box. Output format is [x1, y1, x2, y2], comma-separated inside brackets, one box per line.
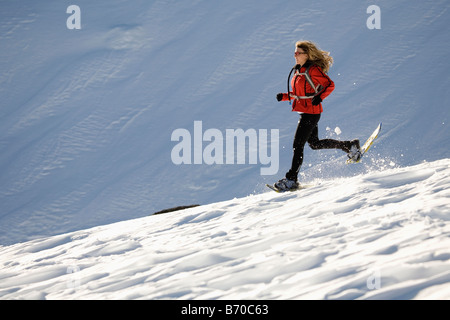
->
[0, 159, 449, 299]
[1, 0, 449, 245]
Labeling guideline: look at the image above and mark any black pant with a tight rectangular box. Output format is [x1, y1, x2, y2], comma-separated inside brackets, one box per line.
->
[285, 113, 350, 181]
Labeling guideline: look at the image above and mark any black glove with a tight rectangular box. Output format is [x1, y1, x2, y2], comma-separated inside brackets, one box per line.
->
[312, 95, 322, 106]
[276, 93, 283, 101]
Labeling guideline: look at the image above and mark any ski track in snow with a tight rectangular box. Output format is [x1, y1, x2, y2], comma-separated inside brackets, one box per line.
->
[1, 159, 449, 300]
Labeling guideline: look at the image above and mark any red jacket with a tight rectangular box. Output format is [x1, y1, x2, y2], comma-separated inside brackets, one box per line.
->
[280, 63, 334, 114]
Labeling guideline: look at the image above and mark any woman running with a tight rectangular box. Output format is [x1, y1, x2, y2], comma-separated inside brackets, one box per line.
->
[273, 40, 360, 191]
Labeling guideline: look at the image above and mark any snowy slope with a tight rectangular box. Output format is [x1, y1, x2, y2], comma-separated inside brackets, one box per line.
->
[1, 0, 449, 245]
[1, 159, 449, 300]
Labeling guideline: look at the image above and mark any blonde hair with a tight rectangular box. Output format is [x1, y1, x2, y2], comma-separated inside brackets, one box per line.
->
[295, 40, 333, 73]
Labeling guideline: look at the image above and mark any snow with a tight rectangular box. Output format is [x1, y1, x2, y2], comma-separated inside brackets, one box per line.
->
[1, 0, 450, 300]
[1, 159, 450, 299]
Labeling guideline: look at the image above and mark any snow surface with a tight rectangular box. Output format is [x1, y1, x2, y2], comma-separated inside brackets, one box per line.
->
[1, 159, 450, 299]
[1, 0, 450, 299]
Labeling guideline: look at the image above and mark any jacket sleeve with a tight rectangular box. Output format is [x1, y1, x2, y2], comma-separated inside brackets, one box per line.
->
[310, 65, 334, 99]
[280, 92, 290, 101]
[280, 78, 296, 101]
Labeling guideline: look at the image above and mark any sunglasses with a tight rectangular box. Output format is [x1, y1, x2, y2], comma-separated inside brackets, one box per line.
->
[295, 51, 307, 55]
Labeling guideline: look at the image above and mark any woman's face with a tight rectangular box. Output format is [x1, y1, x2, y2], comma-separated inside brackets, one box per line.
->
[294, 47, 309, 65]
